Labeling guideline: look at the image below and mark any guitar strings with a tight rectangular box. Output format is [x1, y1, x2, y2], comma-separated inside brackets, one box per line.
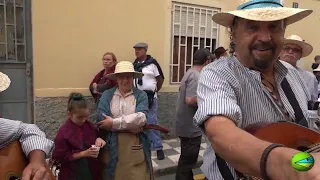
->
[305, 143, 320, 153]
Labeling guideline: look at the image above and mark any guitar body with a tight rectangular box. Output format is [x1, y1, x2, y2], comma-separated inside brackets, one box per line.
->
[0, 140, 55, 180]
[238, 121, 320, 180]
[246, 121, 320, 150]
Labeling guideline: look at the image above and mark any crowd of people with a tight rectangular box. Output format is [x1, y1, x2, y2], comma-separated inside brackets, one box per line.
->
[1, 0, 320, 179]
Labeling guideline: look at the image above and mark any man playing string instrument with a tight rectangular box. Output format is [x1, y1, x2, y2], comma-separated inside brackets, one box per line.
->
[193, 0, 320, 179]
[0, 72, 54, 180]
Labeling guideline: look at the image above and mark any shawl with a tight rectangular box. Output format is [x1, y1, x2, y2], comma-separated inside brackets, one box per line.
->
[133, 55, 165, 86]
[89, 65, 117, 102]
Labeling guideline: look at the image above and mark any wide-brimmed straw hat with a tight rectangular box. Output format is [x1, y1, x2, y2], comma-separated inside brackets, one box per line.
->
[105, 61, 144, 80]
[0, 72, 11, 92]
[284, 35, 313, 57]
[212, 0, 313, 28]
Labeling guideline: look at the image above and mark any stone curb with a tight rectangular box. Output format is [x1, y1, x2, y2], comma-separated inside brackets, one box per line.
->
[153, 159, 203, 177]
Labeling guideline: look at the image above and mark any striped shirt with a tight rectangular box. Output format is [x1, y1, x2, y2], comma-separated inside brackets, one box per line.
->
[296, 67, 318, 101]
[0, 118, 54, 157]
[194, 56, 316, 180]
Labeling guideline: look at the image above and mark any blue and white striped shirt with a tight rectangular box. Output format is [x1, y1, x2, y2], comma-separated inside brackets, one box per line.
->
[194, 56, 315, 180]
[0, 118, 54, 157]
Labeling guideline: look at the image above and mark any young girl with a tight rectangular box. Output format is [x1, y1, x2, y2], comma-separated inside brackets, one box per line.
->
[53, 92, 106, 180]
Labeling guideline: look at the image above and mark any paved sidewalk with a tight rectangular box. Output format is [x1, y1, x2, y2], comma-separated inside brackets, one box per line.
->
[152, 138, 207, 176]
[49, 137, 208, 178]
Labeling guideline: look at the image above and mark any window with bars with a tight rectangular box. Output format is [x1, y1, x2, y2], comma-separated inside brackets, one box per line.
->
[0, 0, 26, 63]
[170, 3, 220, 84]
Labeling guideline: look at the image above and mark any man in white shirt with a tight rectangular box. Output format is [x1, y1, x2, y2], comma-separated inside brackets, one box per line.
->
[279, 35, 318, 100]
[132, 42, 165, 160]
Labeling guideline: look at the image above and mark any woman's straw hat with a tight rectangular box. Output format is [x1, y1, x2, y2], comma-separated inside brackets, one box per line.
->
[212, 0, 312, 28]
[284, 35, 313, 57]
[106, 61, 144, 80]
[0, 72, 11, 92]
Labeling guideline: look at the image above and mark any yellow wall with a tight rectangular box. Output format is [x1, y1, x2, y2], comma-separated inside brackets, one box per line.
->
[32, 0, 320, 97]
[33, 0, 168, 97]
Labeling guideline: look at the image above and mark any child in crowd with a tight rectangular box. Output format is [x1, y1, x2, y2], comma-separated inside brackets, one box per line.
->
[53, 92, 106, 180]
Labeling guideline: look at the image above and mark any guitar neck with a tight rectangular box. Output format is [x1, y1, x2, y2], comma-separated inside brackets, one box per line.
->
[306, 143, 320, 153]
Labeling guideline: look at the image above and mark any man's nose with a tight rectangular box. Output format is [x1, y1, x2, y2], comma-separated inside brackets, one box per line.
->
[257, 28, 271, 42]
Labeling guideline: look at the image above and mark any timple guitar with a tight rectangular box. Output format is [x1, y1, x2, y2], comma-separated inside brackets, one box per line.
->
[0, 140, 55, 180]
[237, 121, 320, 180]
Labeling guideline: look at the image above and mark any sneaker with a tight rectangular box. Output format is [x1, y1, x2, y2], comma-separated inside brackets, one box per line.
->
[157, 150, 165, 160]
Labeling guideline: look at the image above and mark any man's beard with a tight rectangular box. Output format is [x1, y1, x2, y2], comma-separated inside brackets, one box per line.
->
[250, 41, 277, 70]
[253, 58, 274, 70]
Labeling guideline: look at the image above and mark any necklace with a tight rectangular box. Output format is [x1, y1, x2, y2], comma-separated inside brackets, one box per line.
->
[261, 74, 276, 93]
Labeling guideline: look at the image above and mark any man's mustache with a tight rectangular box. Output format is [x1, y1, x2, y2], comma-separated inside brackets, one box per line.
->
[282, 53, 296, 58]
[250, 42, 274, 51]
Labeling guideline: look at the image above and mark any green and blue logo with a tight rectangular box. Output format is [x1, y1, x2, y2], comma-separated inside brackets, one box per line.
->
[291, 152, 315, 171]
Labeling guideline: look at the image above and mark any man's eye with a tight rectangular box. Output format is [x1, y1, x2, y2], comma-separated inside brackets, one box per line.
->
[248, 26, 258, 30]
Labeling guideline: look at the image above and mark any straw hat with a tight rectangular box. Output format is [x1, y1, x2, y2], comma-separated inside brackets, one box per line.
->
[0, 72, 11, 92]
[284, 35, 313, 57]
[105, 61, 144, 80]
[212, 0, 313, 28]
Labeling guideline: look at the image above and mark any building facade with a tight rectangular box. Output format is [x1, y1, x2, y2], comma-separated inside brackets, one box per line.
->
[0, 0, 319, 139]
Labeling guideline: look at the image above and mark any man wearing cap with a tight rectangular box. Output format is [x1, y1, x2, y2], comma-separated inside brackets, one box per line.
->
[214, 47, 228, 60]
[0, 72, 54, 180]
[132, 42, 165, 160]
[175, 48, 211, 180]
[279, 35, 318, 101]
[193, 0, 320, 179]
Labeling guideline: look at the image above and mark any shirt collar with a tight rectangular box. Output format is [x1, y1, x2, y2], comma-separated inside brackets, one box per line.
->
[114, 88, 133, 97]
[231, 56, 288, 82]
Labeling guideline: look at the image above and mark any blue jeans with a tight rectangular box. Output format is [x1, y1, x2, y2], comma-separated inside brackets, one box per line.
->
[147, 98, 163, 151]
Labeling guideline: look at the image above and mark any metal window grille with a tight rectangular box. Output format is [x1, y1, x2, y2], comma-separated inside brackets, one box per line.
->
[0, 0, 26, 63]
[170, 2, 220, 84]
[292, 2, 299, 8]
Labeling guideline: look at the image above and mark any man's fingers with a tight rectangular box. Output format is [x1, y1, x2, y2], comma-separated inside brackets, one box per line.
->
[21, 169, 32, 180]
[102, 113, 109, 119]
[96, 121, 103, 126]
[29, 168, 46, 180]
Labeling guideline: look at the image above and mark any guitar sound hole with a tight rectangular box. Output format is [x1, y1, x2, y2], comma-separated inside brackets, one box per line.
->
[9, 177, 20, 180]
[297, 146, 309, 152]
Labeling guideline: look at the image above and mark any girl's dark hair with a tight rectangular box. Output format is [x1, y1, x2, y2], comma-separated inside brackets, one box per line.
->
[67, 92, 88, 112]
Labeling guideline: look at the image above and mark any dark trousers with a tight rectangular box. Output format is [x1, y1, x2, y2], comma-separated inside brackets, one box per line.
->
[175, 136, 202, 180]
